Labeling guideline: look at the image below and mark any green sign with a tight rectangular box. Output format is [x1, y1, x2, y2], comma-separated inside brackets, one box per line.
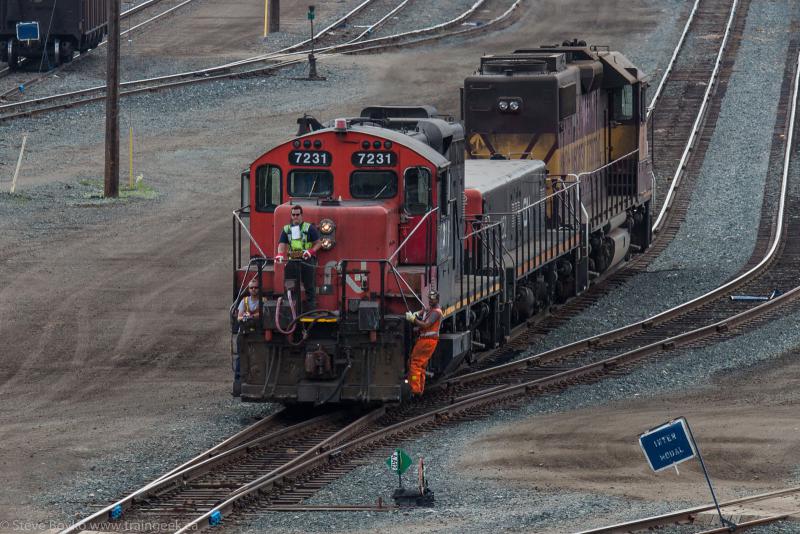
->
[307, 5, 315, 20]
[385, 448, 413, 475]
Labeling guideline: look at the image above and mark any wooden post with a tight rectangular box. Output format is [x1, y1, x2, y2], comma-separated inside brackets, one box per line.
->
[128, 126, 134, 190]
[269, 0, 280, 33]
[104, 0, 120, 198]
[264, 0, 269, 37]
[10, 134, 28, 194]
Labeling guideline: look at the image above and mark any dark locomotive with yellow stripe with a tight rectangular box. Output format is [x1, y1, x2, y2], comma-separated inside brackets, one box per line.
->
[464, 42, 653, 273]
[231, 44, 653, 405]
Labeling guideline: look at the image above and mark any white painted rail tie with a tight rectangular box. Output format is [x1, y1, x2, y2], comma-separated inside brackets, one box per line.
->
[10, 133, 28, 193]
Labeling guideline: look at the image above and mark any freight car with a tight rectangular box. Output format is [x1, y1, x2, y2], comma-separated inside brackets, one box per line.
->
[230, 44, 653, 406]
[0, 0, 106, 69]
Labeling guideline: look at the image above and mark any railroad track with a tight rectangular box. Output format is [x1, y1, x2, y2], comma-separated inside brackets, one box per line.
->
[0, 0, 522, 123]
[469, 0, 748, 373]
[0, 0, 198, 99]
[62, 407, 379, 533]
[92, 43, 800, 533]
[577, 486, 800, 533]
[177, 47, 800, 532]
[61, 3, 799, 532]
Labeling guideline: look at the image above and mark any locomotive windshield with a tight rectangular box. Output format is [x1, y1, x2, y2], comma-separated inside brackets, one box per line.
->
[350, 171, 398, 199]
[288, 170, 333, 197]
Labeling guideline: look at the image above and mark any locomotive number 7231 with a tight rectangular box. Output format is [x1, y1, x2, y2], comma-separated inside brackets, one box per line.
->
[352, 151, 396, 167]
[289, 151, 332, 166]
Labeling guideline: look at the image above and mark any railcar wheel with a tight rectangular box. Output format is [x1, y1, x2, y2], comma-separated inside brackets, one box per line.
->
[53, 39, 61, 67]
[59, 41, 74, 64]
[57, 41, 75, 63]
[7, 40, 19, 71]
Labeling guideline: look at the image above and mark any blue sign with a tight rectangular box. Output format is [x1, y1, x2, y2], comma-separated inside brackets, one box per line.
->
[639, 418, 696, 472]
[16, 22, 40, 41]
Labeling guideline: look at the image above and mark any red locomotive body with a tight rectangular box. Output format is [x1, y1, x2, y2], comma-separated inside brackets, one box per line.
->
[233, 112, 470, 404]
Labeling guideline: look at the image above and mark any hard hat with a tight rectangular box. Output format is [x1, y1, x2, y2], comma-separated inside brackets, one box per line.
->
[428, 288, 439, 300]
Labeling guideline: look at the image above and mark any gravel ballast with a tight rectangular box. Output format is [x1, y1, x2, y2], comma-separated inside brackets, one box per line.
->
[3, 0, 798, 532]
[238, 0, 800, 531]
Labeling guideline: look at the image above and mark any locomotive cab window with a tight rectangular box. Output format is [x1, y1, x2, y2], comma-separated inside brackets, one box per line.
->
[255, 165, 281, 212]
[612, 85, 634, 122]
[439, 169, 450, 216]
[403, 167, 432, 215]
[288, 170, 333, 198]
[350, 171, 398, 199]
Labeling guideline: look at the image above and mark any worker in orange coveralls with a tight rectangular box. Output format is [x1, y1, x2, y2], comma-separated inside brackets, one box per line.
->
[405, 289, 443, 396]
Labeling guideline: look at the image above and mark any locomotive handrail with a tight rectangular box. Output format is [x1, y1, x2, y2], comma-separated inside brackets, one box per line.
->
[463, 219, 502, 239]
[471, 181, 581, 219]
[653, 0, 739, 232]
[232, 207, 268, 260]
[570, 149, 640, 180]
[387, 206, 440, 263]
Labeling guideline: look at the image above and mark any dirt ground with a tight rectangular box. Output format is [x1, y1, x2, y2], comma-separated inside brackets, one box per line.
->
[1, 0, 796, 531]
[462, 350, 800, 502]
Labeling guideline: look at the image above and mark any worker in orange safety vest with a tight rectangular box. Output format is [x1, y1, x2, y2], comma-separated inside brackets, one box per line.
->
[405, 289, 443, 396]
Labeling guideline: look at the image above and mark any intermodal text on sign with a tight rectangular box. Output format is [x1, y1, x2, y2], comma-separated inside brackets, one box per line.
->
[638, 418, 697, 472]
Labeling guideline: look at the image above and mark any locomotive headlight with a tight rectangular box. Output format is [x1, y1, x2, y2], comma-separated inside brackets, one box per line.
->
[320, 237, 335, 250]
[498, 100, 509, 111]
[319, 218, 336, 234]
[509, 100, 520, 111]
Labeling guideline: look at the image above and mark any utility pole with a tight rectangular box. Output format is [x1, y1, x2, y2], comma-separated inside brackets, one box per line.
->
[269, 0, 280, 33]
[104, 0, 120, 198]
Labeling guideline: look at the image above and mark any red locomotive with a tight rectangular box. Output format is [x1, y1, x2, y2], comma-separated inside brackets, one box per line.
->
[231, 44, 652, 405]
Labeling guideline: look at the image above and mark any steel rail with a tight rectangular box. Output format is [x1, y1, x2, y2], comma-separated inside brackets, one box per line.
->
[0, 0, 193, 86]
[219, 0, 487, 70]
[0, 0, 357, 104]
[646, 0, 700, 118]
[172, 140, 800, 533]
[149, 409, 285, 484]
[652, 0, 739, 232]
[347, 0, 414, 43]
[445, 47, 800, 389]
[696, 513, 800, 534]
[0, 0, 512, 120]
[174, 408, 385, 533]
[60, 410, 342, 534]
[340, 0, 522, 56]
[55, 5, 739, 531]
[0, 57, 306, 122]
[575, 486, 800, 534]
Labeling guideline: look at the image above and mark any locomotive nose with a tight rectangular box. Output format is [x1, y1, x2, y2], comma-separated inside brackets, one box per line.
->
[312, 204, 395, 261]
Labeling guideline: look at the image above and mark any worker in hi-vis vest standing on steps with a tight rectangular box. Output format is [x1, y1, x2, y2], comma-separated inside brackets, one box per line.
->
[275, 205, 321, 310]
[405, 289, 443, 396]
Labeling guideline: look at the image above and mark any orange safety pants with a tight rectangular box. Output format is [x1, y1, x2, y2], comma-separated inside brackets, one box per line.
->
[407, 337, 438, 395]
